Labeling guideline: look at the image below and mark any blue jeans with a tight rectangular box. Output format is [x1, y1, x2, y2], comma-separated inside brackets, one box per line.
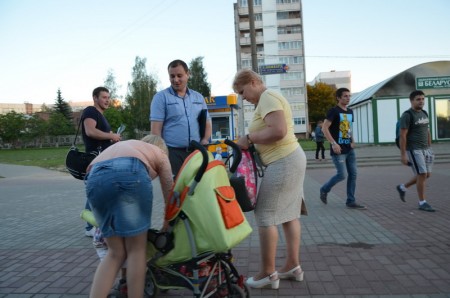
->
[320, 149, 357, 205]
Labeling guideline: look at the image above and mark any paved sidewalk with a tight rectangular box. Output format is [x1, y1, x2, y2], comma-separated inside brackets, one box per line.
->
[1, 144, 450, 297]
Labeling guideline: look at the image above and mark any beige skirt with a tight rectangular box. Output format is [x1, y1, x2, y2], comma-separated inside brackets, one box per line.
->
[254, 146, 307, 227]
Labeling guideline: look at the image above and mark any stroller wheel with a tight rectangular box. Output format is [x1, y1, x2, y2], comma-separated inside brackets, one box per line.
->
[144, 271, 156, 298]
[242, 284, 250, 298]
[217, 283, 248, 298]
[230, 283, 249, 298]
[107, 278, 127, 298]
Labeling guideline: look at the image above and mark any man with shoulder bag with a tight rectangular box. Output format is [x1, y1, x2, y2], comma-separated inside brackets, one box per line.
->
[82, 86, 121, 236]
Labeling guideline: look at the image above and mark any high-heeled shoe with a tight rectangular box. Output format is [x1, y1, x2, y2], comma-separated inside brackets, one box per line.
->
[278, 265, 304, 281]
[245, 272, 279, 289]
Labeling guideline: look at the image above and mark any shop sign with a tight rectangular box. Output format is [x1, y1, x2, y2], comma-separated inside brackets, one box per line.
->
[416, 76, 450, 89]
[259, 64, 288, 75]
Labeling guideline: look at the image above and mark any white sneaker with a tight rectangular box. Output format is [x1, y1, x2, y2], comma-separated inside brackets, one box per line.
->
[85, 227, 96, 237]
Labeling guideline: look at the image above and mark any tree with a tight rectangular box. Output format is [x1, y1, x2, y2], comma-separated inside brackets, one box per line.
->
[124, 56, 158, 139]
[307, 82, 337, 126]
[103, 69, 125, 134]
[40, 103, 53, 112]
[47, 112, 75, 146]
[104, 69, 122, 100]
[188, 56, 211, 97]
[104, 108, 124, 134]
[53, 88, 73, 121]
[49, 89, 75, 144]
[23, 114, 48, 148]
[0, 111, 26, 148]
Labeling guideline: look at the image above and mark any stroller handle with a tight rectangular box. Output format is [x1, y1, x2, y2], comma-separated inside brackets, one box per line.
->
[224, 139, 242, 174]
[190, 140, 209, 183]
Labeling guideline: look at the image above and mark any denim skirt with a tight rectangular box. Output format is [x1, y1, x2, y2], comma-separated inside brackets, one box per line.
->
[85, 157, 153, 238]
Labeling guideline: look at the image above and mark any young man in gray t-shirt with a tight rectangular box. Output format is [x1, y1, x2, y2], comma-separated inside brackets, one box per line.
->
[396, 90, 435, 212]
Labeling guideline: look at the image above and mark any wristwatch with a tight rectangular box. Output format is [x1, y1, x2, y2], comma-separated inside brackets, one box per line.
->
[331, 141, 337, 145]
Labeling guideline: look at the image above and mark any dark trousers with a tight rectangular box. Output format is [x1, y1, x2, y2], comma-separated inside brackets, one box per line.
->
[168, 147, 192, 176]
[315, 141, 325, 159]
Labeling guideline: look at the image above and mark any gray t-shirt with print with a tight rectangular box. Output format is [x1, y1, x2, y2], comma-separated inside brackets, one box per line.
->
[399, 108, 429, 150]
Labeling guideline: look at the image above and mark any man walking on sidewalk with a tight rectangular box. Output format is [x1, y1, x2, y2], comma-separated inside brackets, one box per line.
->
[396, 90, 435, 212]
[319, 88, 366, 209]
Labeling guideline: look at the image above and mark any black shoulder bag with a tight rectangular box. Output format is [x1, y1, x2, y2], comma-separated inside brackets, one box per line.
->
[65, 117, 99, 180]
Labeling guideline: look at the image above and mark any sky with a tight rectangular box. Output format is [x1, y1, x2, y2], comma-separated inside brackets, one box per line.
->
[1, 0, 450, 105]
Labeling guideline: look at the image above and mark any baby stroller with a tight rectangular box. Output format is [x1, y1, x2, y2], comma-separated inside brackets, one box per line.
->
[145, 140, 252, 298]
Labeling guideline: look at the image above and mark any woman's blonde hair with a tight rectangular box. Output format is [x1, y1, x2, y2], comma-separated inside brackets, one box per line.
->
[232, 69, 263, 93]
[141, 134, 168, 155]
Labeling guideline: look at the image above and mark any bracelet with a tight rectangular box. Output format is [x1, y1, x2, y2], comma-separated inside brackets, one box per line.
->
[246, 134, 253, 145]
[331, 141, 337, 145]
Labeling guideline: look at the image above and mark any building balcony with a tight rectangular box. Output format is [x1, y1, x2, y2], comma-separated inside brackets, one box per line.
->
[239, 35, 264, 46]
[239, 20, 263, 31]
[278, 32, 302, 42]
[280, 80, 305, 88]
[276, 3, 299, 11]
[278, 49, 303, 58]
[238, 5, 262, 16]
[277, 18, 300, 27]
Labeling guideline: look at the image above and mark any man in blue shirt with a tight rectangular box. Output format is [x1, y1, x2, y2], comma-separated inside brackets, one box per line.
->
[150, 59, 211, 175]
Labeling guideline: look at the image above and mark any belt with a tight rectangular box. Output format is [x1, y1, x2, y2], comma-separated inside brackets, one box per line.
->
[168, 146, 192, 152]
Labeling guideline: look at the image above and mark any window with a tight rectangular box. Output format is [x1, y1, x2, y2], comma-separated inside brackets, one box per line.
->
[241, 59, 265, 69]
[436, 98, 450, 139]
[276, 0, 299, 3]
[254, 13, 263, 21]
[281, 71, 303, 81]
[293, 117, 306, 125]
[281, 87, 304, 97]
[277, 12, 289, 20]
[290, 102, 305, 111]
[277, 11, 300, 20]
[278, 25, 302, 35]
[279, 56, 303, 65]
[278, 41, 301, 50]
[241, 60, 252, 68]
[211, 116, 230, 140]
[239, 0, 262, 7]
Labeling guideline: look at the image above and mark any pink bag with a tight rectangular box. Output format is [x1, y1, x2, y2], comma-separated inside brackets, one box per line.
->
[234, 149, 257, 210]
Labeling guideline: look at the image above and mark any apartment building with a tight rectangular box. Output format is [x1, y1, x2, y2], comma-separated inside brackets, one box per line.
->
[0, 103, 38, 115]
[309, 70, 352, 90]
[233, 0, 307, 137]
[0, 101, 93, 115]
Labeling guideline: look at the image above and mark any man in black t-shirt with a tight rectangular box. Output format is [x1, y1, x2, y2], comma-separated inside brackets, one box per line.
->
[319, 88, 366, 210]
[81, 87, 121, 236]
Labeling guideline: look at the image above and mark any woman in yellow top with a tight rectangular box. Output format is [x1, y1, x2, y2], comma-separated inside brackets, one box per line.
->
[233, 69, 307, 290]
